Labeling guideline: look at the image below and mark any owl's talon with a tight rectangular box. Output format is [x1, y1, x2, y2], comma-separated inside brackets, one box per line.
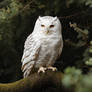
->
[38, 67, 47, 73]
[47, 66, 57, 71]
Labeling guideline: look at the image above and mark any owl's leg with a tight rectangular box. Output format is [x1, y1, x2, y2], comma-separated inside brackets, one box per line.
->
[47, 66, 57, 71]
[38, 66, 47, 73]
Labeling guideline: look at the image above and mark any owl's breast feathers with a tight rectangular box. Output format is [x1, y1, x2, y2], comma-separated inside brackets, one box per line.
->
[21, 34, 63, 77]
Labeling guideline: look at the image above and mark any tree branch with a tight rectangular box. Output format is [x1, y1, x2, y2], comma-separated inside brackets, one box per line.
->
[0, 71, 64, 92]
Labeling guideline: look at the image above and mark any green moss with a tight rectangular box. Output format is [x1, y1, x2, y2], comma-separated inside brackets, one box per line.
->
[0, 71, 63, 92]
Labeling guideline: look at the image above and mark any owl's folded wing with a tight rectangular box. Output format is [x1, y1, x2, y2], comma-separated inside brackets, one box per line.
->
[21, 34, 41, 73]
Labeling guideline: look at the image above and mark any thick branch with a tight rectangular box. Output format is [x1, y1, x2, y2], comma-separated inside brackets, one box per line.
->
[0, 71, 64, 92]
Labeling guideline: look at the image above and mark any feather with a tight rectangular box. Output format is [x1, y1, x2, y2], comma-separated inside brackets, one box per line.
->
[21, 34, 41, 77]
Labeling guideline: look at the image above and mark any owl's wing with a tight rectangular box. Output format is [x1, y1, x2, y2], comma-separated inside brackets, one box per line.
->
[21, 34, 41, 77]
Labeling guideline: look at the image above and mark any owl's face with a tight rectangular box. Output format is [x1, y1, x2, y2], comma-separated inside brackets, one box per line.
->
[33, 16, 61, 36]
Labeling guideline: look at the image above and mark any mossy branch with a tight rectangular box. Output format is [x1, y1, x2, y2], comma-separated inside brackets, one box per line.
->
[0, 71, 65, 92]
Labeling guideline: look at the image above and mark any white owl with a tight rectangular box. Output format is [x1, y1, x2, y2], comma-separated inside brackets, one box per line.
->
[21, 16, 63, 78]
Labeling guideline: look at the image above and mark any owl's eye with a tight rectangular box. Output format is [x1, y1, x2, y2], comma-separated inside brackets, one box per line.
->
[41, 25, 45, 27]
[50, 25, 54, 28]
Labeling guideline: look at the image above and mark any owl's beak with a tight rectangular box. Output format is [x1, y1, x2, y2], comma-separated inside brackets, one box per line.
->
[45, 30, 49, 35]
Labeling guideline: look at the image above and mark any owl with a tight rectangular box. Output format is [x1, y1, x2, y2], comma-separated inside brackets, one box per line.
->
[21, 16, 63, 78]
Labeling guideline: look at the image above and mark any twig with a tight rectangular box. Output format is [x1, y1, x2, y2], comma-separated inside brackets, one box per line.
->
[69, 22, 88, 37]
[20, 0, 34, 13]
[58, 10, 86, 19]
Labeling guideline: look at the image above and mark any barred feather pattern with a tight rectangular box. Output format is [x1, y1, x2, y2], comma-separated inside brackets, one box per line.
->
[21, 34, 41, 78]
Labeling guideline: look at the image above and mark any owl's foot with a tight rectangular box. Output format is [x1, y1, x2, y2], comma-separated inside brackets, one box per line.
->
[38, 67, 47, 73]
[47, 66, 57, 71]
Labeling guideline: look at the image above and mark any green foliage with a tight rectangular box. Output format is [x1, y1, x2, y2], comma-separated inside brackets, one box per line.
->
[0, 0, 24, 82]
[62, 67, 92, 92]
[62, 67, 82, 87]
[67, 0, 92, 7]
[85, 41, 92, 66]
[0, 0, 22, 21]
[69, 22, 88, 47]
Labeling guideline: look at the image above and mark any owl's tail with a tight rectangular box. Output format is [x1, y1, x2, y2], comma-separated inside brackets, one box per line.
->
[21, 61, 35, 78]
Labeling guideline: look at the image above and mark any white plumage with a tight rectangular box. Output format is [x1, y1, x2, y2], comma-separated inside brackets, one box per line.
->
[21, 16, 63, 78]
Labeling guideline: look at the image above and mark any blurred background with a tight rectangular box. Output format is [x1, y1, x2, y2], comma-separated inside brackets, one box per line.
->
[0, 0, 92, 83]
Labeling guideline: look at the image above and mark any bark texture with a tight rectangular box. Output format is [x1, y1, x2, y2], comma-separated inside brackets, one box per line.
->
[0, 71, 64, 92]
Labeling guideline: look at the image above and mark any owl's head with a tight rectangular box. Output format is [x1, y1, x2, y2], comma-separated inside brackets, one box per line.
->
[33, 16, 62, 36]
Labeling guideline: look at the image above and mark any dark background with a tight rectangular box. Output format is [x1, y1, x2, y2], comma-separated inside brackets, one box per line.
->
[0, 0, 92, 83]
